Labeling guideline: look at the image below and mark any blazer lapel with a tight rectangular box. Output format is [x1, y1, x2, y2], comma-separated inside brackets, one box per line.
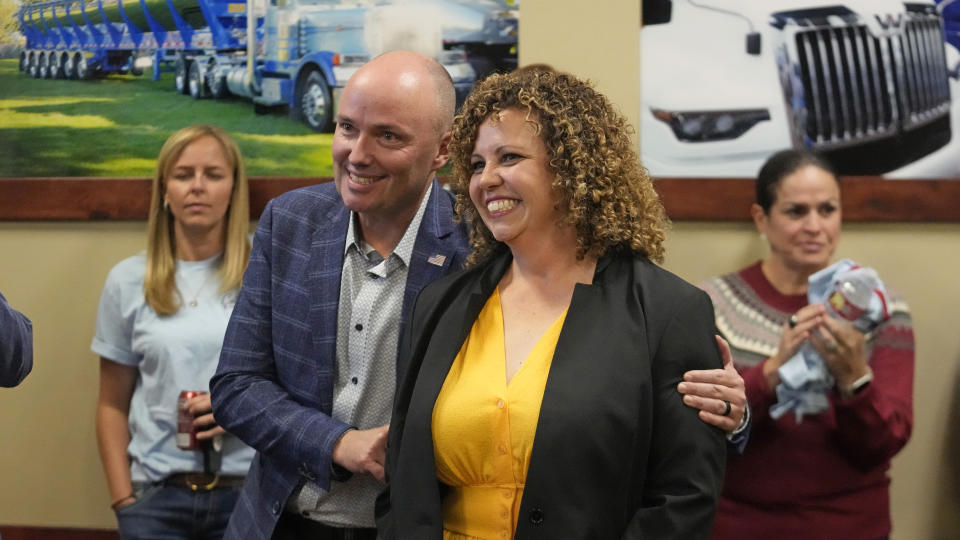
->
[405, 180, 460, 293]
[396, 252, 511, 534]
[399, 180, 467, 358]
[516, 254, 650, 535]
[413, 250, 509, 389]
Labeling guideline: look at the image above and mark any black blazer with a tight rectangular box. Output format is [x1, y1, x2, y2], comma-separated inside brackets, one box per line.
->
[378, 250, 726, 539]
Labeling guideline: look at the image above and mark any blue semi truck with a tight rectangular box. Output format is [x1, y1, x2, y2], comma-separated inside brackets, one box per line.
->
[17, 0, 518, 131]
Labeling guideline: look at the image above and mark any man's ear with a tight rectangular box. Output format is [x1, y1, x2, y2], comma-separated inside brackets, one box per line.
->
[432, 130, 453, 171]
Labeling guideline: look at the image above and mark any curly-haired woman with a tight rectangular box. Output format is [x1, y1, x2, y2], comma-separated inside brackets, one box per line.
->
[378, 69, 727, 539]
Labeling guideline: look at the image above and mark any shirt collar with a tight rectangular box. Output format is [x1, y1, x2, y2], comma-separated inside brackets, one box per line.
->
[343, 181, 434, 269]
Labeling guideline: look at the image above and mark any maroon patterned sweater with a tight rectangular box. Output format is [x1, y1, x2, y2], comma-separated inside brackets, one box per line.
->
[701, 261, 914, 540]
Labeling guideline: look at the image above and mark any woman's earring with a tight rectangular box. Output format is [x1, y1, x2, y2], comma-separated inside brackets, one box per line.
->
[163, 200, 170, 212]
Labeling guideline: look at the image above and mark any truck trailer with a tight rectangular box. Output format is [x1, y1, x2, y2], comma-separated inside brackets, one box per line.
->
[17, 0, 518, 132]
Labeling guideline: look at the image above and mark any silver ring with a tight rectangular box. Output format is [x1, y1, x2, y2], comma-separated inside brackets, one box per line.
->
[826, 342, 838, 352]
[788, 314, 799, 329]
[721, 400, 731, 417]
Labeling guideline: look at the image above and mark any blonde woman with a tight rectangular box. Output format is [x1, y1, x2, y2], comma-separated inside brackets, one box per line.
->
[93, 125, 253, 539]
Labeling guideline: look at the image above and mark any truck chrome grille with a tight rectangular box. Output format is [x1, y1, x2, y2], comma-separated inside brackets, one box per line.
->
[789, 10, 950, 150]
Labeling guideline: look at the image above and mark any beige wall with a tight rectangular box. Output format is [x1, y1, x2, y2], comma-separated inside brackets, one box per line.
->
[0, 222, 144, 527]
[0, 1, 958, 537]
[519, 0, 640, 134]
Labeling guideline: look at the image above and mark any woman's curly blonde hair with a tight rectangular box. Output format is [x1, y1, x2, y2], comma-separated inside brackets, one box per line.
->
[449, 68, 669, 266]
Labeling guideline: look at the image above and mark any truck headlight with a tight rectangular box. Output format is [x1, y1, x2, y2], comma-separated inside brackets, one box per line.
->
[651, 108, 770, 142]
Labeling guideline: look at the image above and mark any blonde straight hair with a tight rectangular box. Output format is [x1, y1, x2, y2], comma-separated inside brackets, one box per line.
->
[144, 125, 251, 315]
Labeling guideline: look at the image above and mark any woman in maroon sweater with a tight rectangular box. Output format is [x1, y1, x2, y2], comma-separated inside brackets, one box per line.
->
[701, 150, 914, 540]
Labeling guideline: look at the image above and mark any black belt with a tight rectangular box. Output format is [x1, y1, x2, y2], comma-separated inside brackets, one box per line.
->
[161, 473, 245, 491]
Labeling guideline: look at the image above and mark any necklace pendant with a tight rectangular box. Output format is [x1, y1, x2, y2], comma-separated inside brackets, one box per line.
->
[189, 300, 198, 307]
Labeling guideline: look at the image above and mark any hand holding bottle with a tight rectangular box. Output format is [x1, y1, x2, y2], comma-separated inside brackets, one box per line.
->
[811, 315, 870, 389]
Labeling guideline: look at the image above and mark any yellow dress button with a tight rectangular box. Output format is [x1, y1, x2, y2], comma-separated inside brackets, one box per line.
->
[496, 399, 505, 408]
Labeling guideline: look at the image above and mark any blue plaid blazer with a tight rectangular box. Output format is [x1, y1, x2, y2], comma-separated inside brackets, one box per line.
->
[210, 180, 470, 539]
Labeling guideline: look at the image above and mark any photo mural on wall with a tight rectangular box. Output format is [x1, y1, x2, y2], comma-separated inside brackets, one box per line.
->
[640, 0, 960, 179]
[2, 0, 518, 177]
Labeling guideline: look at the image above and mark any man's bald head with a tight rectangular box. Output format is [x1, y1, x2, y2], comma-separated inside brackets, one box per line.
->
[332, 50, 456, 233]
[347, 50, 456, 135]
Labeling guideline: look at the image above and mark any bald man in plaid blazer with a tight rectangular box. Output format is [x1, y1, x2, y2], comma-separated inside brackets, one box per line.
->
[210, 51, 470, 539]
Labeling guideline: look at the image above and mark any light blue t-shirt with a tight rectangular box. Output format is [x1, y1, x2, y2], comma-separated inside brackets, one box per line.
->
[92, 252, 254, 483]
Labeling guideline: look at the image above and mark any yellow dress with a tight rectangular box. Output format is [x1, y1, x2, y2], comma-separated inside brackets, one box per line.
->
[431, 288, 568, 540]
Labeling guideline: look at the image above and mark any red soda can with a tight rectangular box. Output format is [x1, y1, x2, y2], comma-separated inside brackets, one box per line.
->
[177, 390, 208, 450]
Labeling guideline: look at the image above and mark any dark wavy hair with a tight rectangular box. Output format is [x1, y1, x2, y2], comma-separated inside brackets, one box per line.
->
[449, 69, 668, 265]
[756, 149, 839, 213]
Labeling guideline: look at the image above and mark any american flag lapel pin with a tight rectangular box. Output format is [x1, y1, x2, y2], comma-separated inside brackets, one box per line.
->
[427, 254, 446, 267]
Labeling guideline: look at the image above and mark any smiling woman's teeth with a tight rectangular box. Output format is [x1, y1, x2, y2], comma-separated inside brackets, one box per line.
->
[487, 199, 517, 212]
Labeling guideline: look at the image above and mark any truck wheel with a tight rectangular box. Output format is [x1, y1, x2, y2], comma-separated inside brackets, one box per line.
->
[45, 52, 57, 79]
[54, 53, 67, 79]
[45, 53, 55, 78]
[75, 53, 92, 80]
[32, 53, 43, 78]
[208, 63, 228, 99]
[19, 51, 26, 72]
[27, 52, 37, 77]
[209, 74, 228, 98]
[188, 61, 209, 99]
[64, 53, 75, 79]
[298, 71, 333, 132]
[174, 57, 189, 94]
[204, 57, 229, 99]
[37, 52, 47, 78]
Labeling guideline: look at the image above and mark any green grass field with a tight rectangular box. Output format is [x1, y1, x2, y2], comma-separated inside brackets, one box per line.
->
[0, 58, 334, 178]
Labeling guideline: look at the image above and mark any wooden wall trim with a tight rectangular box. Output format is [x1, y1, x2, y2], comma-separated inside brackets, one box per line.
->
[657, 177, 960, 222]
[0, 526, 117, 540]
[1, 177, 958, 222]
[0, 177, 324, 221]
